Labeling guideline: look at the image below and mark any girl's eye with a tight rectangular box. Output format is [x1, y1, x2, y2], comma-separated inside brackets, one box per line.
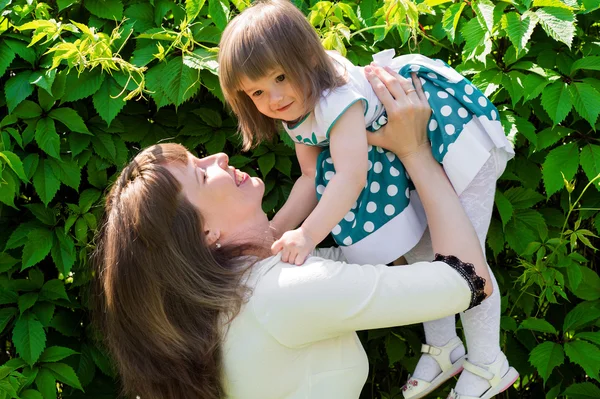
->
[276, 74, 285, 82]
[252, 90, 263, 97]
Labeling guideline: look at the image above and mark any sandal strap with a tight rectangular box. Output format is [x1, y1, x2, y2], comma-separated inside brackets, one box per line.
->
[420, 336, 464, 372]
[462, 352, 508, 387]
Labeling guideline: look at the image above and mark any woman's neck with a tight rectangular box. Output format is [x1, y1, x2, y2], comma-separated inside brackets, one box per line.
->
[224, 212, 275, 258]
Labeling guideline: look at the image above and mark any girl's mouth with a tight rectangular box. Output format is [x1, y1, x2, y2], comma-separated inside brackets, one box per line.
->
[278, 102, 293, 112]
[235, 169, 248, 186]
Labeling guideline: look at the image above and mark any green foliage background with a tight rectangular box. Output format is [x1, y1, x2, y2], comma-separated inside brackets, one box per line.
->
[0, 0, 599, 397]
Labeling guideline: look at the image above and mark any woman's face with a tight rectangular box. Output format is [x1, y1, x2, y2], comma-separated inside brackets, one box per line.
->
[165, 151, 265, 237]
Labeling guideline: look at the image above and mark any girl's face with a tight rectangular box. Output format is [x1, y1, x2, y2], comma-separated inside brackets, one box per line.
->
[240, 70, 306, 122]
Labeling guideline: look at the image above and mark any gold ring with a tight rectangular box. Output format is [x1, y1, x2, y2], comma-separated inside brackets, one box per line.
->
[405, 88, 416, 94]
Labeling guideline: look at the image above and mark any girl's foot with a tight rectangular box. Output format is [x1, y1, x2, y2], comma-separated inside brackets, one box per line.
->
[402, 337, 466, 399]
[447, 352, 519, 399]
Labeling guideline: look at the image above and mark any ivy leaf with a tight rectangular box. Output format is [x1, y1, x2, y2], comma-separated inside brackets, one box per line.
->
[535, 7, 575, 48]
[5, 70, 34, 113]
[563, 300, 600, 332]
[40, 279, 69, 302]
[44, 362, 83, 391]
[84, 0, 123, 19]
[13, 312, 47, 365]
[62, 69, 104, 103]
[51, 158, 81, 191]
[35, 118, 60, 159]
[258, 153, 276, 177]
[494, 190, 514, 227]
[18, 292, 38, 314]
[541, 81, 572, 125]
[473, 0, 494, 32]
[35, 367, 57, 399]
[186, 0, 206, 22]
[39, 346, 77, 363]
[51, 230, 76, 276]
[91, 133, 117, 161]
[0, 41, 16, 77]
[0, 151, 28, 182]
[20, 390, 44, 399]
[13, 100, 43, 119]
[564, 340, 600, 382]
[209, 0, 229, 31]
[0, 168, 18, 209]
[0, 307, 17, 334]
[441, 2, 466, 42]
[536, 126, 573, 151]
[22, 228, 53, 270]
[571, 266, 600, 300]
[92, 77, 126, 127]
[567, 262, 583, 291]
[163, 57, 202, 107]
[520, 318, 558, 335]
[48, 108, 90, 134]
[529, 341, 564, 385]
[0, 253, 19, 273]
[124, 3, 155, 33]
[563, 382, 600, 399]
[575, 332, 600, 346]
[569, 82, 600, 127]
[5, 222, 37, 250]
[542, 142, 579, 198]
[504, 187, 544, 209]
[29, 69, 57, 95]
[503, 12, 537, 53]
[33, 158, 61, 206]
[79, 189, 101, 213]
[579, 144, 600, 183]
[571, 56, 600, 74]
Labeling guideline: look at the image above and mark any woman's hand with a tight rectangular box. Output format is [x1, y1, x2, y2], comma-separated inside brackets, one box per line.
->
[365, 66, 431, 161]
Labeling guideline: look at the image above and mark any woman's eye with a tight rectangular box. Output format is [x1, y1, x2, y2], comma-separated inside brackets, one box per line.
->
[276, 74, 285, 82]
[252, 90, 263, 97]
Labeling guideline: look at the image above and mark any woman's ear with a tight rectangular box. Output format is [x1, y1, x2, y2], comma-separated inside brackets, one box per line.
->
[204, 229, 221, 246]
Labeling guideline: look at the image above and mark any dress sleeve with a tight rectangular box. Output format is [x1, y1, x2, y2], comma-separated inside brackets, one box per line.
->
[315, 84, 367, 139]
[251, 254, 485, 348]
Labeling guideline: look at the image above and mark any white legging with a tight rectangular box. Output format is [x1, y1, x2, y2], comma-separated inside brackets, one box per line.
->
[405, 148, 507, 372]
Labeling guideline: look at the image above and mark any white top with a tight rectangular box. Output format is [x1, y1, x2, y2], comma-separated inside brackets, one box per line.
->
[222, 248, 474, 398]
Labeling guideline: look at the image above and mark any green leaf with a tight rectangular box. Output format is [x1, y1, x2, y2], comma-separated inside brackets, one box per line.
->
[92, 77, 126, 127]
[542, 142, 579, 197]
[473, 0, 494, 32]
[575, 332, 600, 346]
[0, 168, 18, 208]
[563, 300, 600, 331]
[13, 100, 43, 119]
[18, 293, 39, 314]
[0, 41, 16, 77]
[84, 0, 123, 19]
[571, 56, 600, 74]
[30, 69, 57, 96]
[569, 82, 600, 127]
[567, 261, 583, 291]
[0, 307, 17, 334]
[209, 0, 229, 30]
[580, 144, 600, 183]
[494, 190, 513, 227]
[5, 222, 36, 250]
[0, 151, 28, 182]
[44, 362, 83, 390]
[48, 108, 90, 134]
[62, 69, 104, 103]
[35, 367, 57, 399]
[33, 158, 61, 206]
[535, 7, 575, 48]
[69, 134, 92, 157]
[51, 158, 81, 191]
[183, 48, 219, 74]
[504, 187, 544, 209]
[258, 153, 276, 177]
[0, 253, 19, 273]
[22, 228, 53, 270]
[163, 57, 202, 107]
[186, 0, 206, 22]
[564, 340, 600, 382]
[520, 318, 558, 335]
[79, 189, 101, 213]
[563, 382, 600, 399]
[35, 118, 60, 159]
[529, 341, 564, 385]
[541, 81, 572, 125]
[39, 346, 78, 363]
[20, 390, 44, 399]
[51, 230, 76, 276]
[40, 280, 69, 301]
[5, 70, 34, 113]
[571, 266, 600, 300]
[503, 12, 537, 53]
[32, 302, 55, 327]
[13, 312, 47, 365]
[442, 2, 466, 42]
[91, 133, 117, 161]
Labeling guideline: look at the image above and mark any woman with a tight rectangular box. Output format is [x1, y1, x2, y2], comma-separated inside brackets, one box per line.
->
[93, 66, 493, 399]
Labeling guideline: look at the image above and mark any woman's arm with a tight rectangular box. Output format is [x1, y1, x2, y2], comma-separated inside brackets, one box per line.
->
[271, 102, 369, 265]
[270, 144, 321, 238]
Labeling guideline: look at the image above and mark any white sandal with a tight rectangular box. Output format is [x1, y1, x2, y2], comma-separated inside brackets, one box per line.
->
[446, 352, 519, 399]
[402, 337, 466, 399]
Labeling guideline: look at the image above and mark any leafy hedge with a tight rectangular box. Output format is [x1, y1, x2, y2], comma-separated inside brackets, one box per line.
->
[0, 0, 599, 398]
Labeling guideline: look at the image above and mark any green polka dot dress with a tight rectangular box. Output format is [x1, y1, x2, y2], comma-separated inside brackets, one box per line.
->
[283, 50, 515, 265]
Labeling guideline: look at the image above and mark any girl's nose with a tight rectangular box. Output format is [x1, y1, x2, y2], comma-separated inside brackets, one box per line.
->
[216, 153, 229, 168]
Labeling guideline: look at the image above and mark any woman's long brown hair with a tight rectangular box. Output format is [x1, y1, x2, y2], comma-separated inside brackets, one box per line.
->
[93, 143, 253, 399]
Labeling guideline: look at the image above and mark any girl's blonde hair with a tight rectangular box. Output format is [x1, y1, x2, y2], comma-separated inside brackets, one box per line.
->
[219, 0, 345, 150]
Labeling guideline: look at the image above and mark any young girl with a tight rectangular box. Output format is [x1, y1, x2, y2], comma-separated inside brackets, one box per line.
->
[218, 1, 517, 398]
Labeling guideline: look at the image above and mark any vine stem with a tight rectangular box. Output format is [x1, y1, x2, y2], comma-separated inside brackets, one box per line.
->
[560, 174, 600, 235]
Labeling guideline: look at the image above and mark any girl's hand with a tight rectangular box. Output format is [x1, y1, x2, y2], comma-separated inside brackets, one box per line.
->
[364, 65, 432, 160]
[271, 227, 316, 265]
